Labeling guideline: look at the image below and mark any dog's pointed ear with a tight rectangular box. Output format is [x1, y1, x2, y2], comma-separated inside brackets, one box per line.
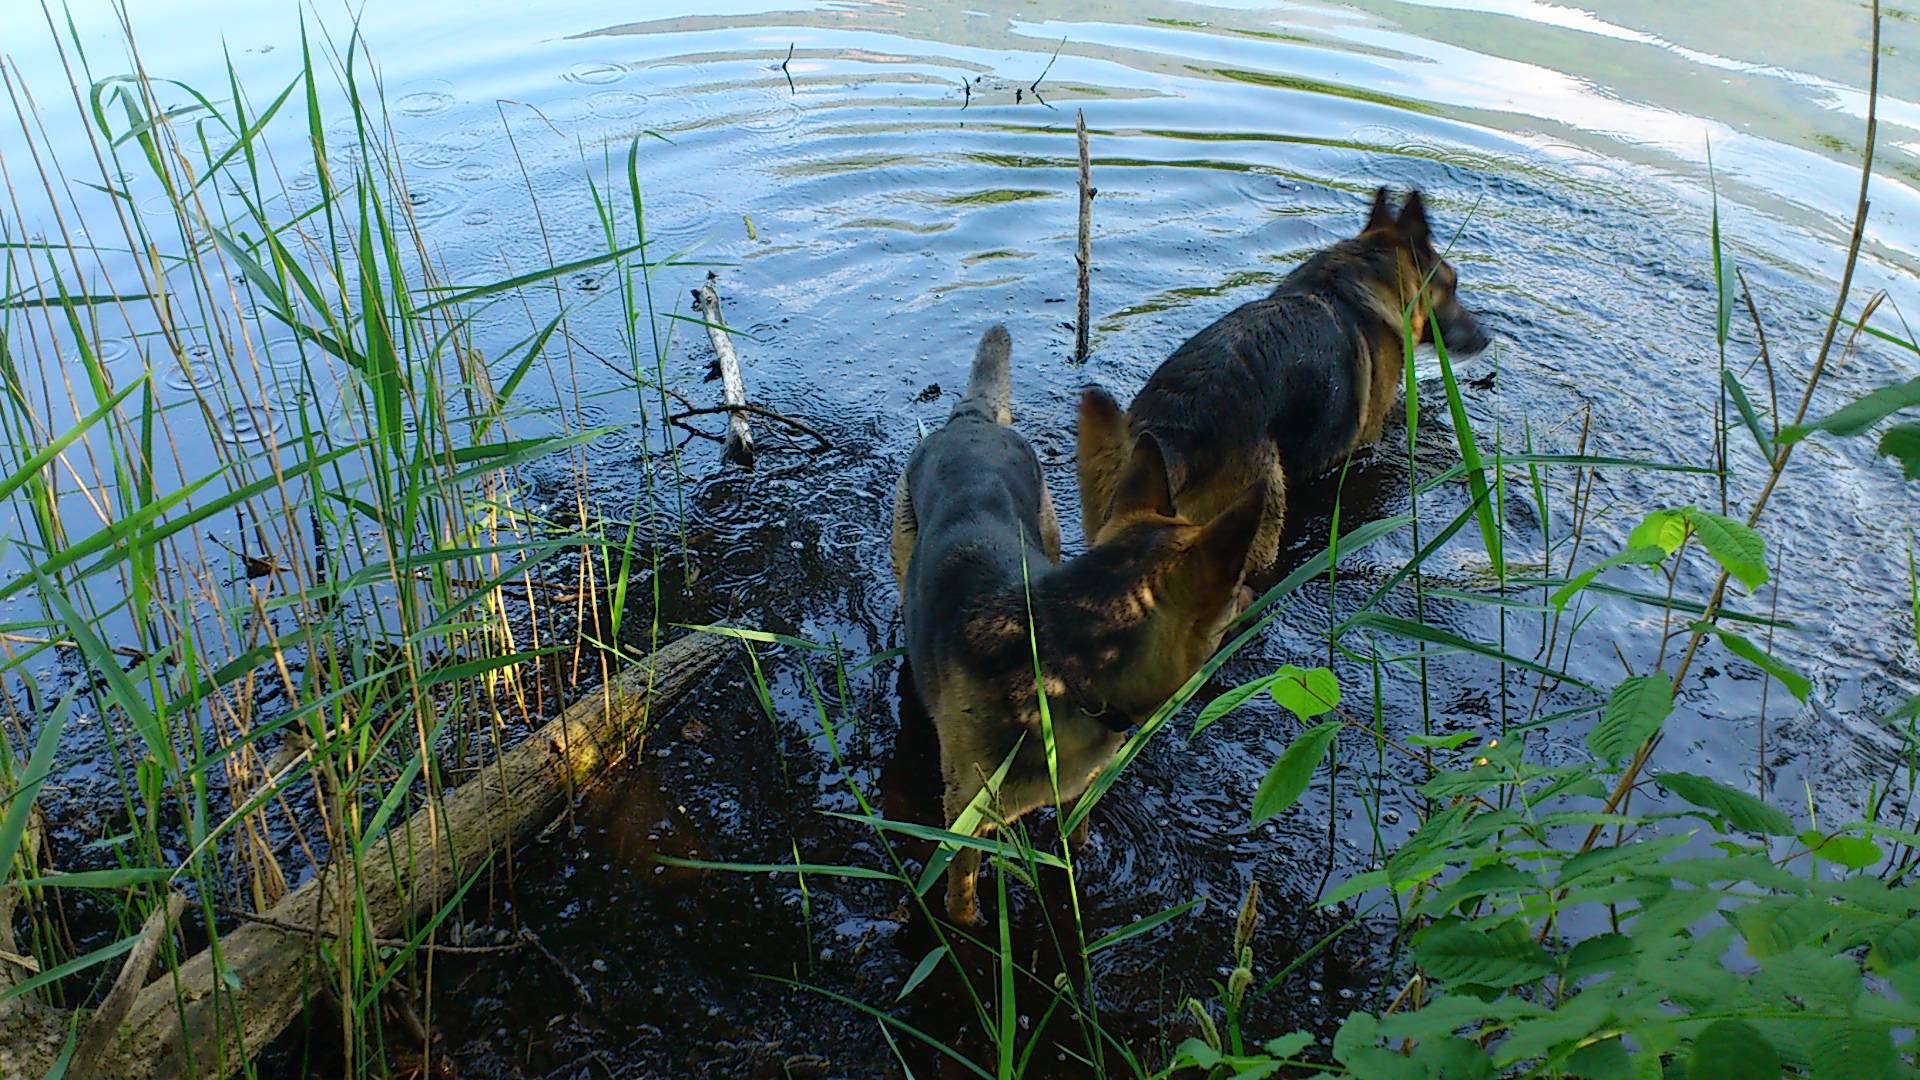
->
[1184, 481, 1266, 594]
[1109, 432, 1176, 521]
[1366, 186, 1395, 232]
[1398, 190, 1431, 246]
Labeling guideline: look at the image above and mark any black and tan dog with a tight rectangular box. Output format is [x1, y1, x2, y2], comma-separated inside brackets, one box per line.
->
[892, 325, 1264, 924]
[1077, 188, 1490, 574]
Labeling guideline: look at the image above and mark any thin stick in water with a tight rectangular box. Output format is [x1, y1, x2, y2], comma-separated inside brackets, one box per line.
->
[1074, 108, 1092, 364]
[692, 275, 756, 468]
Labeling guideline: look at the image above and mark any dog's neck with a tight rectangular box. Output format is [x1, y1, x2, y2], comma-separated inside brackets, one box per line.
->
[1273, 240, 1417, 339]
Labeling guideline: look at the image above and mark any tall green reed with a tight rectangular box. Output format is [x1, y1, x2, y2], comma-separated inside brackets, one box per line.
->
[0, 10, 697, 1075]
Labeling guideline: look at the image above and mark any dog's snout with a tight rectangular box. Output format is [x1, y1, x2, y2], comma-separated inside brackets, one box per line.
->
[1438, 305, 1491, 355]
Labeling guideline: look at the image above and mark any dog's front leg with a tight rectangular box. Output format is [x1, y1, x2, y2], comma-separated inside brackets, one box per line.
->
[1062, 795, 1091, 849]
[943, 778, 986, 925]
[945, 844, 982, 926]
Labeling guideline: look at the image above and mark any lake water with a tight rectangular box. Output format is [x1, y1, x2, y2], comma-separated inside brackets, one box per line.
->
[3, 0, 1919, 1075]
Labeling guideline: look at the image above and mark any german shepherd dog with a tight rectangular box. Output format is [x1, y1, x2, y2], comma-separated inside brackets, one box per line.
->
[891, 326, 1265, 924]
[1076, 188, 1490, 574]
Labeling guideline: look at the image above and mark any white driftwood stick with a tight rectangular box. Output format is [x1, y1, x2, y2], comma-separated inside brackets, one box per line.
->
[89, 632, 731, 1079]
[693, 279, 755, 468]
[1074, 108, 1092, 364]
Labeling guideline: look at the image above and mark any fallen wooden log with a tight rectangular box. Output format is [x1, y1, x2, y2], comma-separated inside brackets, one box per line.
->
[79, 631, 731, 1079]
[692, 277, 755, 468]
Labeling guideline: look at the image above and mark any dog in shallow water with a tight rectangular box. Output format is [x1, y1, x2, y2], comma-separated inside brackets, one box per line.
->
[1076, 187, 1491, 575]
[891, 325, 1265, 924]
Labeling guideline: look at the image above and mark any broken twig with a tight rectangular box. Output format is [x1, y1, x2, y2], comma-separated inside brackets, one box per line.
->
[1074, 108, 1093, 363]
[691, 276, 756, 468]
[1029, 35, 1075, 94]
[670, 402, 831, 452]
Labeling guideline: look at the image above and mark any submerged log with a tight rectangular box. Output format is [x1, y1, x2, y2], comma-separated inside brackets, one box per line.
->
[91, 632, 731, 1079]
[693, 277, 755, 468]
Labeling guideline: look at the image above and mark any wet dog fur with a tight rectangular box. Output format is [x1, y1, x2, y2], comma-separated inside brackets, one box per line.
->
[1076, 188, 1490, 574]
[891, 326, 1265, 924]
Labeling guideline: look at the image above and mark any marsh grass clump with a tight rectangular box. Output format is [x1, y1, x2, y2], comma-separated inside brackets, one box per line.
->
[0, 10, 701, 1076]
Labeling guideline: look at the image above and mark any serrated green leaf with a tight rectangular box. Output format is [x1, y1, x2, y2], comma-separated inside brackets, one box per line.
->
[1563, 932, 1636, 981]
[1332, 1011, 1422, 1080]
[1684, 508, 1768, 590]
[1768, 946, 1864, 1012]
[1629, 509, 1689, 556]
[1629, 886, 1727, 946]
[1879, 421, 1920, 479]
[1414, 917, 1555, 989]
[1870, 916, 1920, 973]
[1419, 766, 1507, 799]
[1733, 898, 1840, 959]
[1192, 673, 1280, 736]
[1779, 375, 1920, 444]
[1493, 993, 1612, 1067]
[1376, 994, 1548, 1043]
[1687, 1020, 1779, 1080]
[1172, 1037, 1220, 1071]
[1406, 731, 1478, 749]
[1806, 1020, 1896, 1080]
[1558, 834, 1691, 886]
[1658, 771, 1794, 835]
[1250, 720, 1340, 825]
[1653, 855, 1804, 891]
[1421, 863, 1539, 913]
[1567, 1035, 1630, 1080]
[1268, 664, 1339, 720]
[1389, 801, 1474, 876]
[1589, 674, 1672, 767]
[1263, 1032, 1313, 1058]
[1414, 1036, 1495, 1080]
[1695, 623, 1810, 703]
[1798, 830, 1883, 871]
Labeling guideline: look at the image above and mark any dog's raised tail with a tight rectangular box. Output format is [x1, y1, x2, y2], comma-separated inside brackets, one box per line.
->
[954, 324, 1012, 425]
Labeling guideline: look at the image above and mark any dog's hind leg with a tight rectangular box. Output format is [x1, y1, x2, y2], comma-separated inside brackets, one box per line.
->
[1246, 452, 1288, 575]
[890, 470, 917, 593]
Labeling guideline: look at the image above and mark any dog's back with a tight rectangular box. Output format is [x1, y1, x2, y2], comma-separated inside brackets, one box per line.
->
[896, 326, 1058, 712]
[1078, 188, 1490, 573]
[1130, 292, 1366, 491]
